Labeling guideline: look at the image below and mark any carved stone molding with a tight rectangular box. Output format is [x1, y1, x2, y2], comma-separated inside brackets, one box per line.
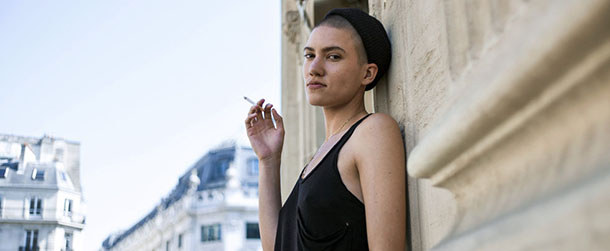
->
[443, 0, 526, 81]
[283, 10, 301, 44]
[406, 0, 610, 246]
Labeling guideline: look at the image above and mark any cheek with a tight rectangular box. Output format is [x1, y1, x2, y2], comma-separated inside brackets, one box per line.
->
[331, 65, 361, 84]
[302, 62, 310, 79]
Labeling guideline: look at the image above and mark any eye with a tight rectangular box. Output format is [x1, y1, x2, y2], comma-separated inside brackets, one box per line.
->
[328, 54, 341, 60]
[304, 53, 315, 59]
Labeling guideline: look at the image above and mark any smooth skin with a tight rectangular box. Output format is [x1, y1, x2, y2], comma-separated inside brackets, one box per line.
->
[245, 25, 406, 251]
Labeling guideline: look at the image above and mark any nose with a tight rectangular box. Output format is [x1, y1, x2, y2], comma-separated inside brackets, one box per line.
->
[307, 56, 324, 77]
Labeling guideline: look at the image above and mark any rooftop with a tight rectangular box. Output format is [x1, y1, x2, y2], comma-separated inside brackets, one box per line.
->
[102, 143, 257, 249]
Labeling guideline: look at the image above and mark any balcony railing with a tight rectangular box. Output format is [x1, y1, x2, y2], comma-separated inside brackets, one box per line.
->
[1, 207, 85, 224]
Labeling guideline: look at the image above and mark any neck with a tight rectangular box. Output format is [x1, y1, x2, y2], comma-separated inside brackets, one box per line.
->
[322, 95, 367, 141]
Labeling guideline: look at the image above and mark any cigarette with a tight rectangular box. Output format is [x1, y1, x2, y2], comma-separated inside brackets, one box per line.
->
[243, 96, 256, 105]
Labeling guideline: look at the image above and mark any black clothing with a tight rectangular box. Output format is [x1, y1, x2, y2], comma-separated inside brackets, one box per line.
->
[275, 114, 372, 251]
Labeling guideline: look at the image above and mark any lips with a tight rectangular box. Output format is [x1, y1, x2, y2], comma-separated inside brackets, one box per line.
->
[306, 80, 326, 89]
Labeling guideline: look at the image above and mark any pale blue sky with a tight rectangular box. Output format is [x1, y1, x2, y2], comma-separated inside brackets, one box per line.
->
[0, 1, 280, 249]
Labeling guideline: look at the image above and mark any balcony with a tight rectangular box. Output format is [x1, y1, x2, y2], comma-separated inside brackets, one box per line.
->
[0, 208, 85, 229]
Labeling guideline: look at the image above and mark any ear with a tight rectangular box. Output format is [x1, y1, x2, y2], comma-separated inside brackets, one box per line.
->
[361, 63, 379, 86]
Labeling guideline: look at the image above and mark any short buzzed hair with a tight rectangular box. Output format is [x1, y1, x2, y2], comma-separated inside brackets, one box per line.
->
[316, 15, 368, 65]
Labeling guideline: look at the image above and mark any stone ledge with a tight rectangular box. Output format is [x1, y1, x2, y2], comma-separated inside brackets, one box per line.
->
[406, 0, 610, 244]
[436, 164, 610, 250]
[407, 0, 610, 179]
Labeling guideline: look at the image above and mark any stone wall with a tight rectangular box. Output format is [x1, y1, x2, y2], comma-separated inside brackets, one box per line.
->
[281, 0, 610, 250]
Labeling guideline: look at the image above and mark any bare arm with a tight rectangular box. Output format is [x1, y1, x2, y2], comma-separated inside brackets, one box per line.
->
[258, 157, 282, 250]
[355, 113, 406, 250]
[245, 98, 284, 250]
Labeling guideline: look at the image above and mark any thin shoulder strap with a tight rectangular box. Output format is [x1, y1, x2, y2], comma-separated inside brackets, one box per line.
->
[334, 113, 373, 148]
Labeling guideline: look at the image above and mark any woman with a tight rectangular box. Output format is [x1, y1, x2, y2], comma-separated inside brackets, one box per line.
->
[245, 8, 406, 251]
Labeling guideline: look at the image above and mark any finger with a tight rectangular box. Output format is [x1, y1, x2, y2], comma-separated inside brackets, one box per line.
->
[244, 114, 253, 128]
[263, 103, 273, 121]
[244, 113, 257, 128]
[264, 104, 275, 127]
[248, 104, 259, 115]
[272, 108, 284, 131]
[256, 99, 266, 121]
[248, 105, 256, 120]
[248, 104, 263, 124]
[254, 104, 263, 122]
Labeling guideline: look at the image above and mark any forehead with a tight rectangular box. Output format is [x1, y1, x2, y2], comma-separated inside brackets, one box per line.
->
[304, 26, 359, 51]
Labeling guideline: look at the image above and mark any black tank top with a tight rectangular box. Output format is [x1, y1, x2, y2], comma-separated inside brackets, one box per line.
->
[274, 114, 372, 251]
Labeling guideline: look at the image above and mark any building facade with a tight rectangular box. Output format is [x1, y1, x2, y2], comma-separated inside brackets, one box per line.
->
[281, 0, 610, 250]
[101, 142, 262, 251]
[0, 134, 86, 251]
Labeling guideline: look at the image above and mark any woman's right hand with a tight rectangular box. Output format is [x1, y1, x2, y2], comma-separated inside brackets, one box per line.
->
[245, 98, 285, 163]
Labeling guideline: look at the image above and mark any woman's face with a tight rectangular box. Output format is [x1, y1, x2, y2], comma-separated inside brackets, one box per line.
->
[302, 25, 368, 107]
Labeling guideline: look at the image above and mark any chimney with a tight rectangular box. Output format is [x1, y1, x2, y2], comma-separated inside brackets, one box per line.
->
[18, 143, 36, 174]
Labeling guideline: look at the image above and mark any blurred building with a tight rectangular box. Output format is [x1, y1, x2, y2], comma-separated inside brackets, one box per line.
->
[281, 0, 610, 250]
[0, 134, 85, 251]
[101, 142, 261, 251]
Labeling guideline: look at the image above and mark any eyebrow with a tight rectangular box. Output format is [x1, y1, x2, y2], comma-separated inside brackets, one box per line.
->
[303, 46, 346, 54]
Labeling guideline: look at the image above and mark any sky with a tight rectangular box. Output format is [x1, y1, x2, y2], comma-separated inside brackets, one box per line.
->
[0, 1, 280, 249]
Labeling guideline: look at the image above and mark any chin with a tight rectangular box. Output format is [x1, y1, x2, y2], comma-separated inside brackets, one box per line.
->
[305, 93, 327, 107]
[308, 100, 325, 107]
[306, 97, 322, 106]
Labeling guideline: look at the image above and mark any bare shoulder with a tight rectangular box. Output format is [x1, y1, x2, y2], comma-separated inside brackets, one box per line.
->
[351, 113, 403, 155]
[355, 113, 401, 138]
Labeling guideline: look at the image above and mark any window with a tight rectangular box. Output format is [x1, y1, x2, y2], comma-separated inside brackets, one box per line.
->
[24, 229, 39, 250]
[246, 222, 260, 239]
[65, 232, 73, 251]
[64, 199, 73, 216]
[0, 167, 7, 178]
[201, 224, 222, 242]
[210, 160, 230, 181]
[31, 169, 45, 181]
[29, 197, 42, 215]
[247, 158, 259, 175]
[178, 233, 183, 248]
